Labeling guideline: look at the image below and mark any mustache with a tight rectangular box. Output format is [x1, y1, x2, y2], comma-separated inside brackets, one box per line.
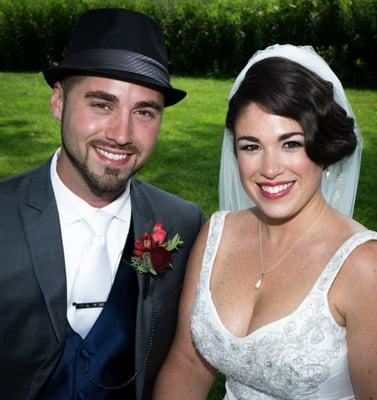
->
[89, 139, 139, 153]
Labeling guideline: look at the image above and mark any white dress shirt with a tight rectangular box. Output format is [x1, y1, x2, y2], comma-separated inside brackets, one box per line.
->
[50, 149, 132, 320]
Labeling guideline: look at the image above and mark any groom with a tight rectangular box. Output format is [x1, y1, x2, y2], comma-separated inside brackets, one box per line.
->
[0, 8, 203, 400]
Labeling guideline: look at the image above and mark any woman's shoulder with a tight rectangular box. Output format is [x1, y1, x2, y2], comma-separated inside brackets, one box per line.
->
[218, 207, 259, 224]
[325, 207, 373, 240]
[321, 212, 377, 324]
[333, 213, 377, 289]
[208, 208, 260, 253]
[209, 208, 258, 234]
[334, 228, 377, 325]
[345, 229, 377, 267]
[334, 209, 377, 247]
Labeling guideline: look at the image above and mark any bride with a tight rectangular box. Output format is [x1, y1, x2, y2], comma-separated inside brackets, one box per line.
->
[153, 45, 377, 399]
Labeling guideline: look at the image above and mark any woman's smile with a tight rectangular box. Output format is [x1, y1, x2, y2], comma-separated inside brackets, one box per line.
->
[258, 181, 295, 199]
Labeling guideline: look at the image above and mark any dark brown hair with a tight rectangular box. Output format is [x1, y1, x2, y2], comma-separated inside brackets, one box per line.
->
[226, 57, 357, 166]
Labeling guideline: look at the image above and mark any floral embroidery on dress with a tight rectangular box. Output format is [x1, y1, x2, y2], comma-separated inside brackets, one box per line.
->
[191, 211, 377, 400]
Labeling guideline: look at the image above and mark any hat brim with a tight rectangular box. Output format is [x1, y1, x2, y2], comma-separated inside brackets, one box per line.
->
[43, 66, 186, 107]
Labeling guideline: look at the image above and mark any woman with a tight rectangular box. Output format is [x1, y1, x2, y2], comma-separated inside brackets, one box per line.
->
[153, 45, 377, 399]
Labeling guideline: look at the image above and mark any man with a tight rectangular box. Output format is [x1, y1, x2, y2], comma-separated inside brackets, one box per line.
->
[0, 8, 204, 400]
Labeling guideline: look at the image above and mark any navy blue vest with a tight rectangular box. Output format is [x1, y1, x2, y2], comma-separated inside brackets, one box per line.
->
[38, 225, 138, 400]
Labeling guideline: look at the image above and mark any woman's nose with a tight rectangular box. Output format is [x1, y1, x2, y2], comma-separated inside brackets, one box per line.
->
[260, 151, 284, 179]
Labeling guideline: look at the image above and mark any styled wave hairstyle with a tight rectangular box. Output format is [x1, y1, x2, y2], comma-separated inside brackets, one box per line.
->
[226, 57, 357, 167]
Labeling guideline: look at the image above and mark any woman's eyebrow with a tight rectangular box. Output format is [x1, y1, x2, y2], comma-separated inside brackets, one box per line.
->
[237, 132, 304, 143]
[278, 132, 304, 141]
[236, 135, 259, 143]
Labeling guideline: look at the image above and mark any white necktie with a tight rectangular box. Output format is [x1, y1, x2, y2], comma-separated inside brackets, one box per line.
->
[68, 210, 113, 338]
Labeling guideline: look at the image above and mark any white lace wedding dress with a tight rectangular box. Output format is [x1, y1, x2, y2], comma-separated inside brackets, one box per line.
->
[191, 211, 377, 400]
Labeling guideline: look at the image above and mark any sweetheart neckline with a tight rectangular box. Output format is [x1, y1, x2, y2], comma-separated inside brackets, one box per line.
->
[204, 212, 375, 341]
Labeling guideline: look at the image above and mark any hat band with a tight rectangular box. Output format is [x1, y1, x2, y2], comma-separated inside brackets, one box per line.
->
[60, 48, 170, 86]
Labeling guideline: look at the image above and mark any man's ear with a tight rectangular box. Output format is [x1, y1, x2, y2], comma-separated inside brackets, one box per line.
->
[50, 82, 64, 121]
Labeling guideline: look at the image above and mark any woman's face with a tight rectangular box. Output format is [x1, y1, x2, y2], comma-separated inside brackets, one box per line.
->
[234, 102, 323, 220]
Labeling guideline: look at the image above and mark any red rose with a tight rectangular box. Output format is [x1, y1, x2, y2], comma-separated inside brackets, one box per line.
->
[134, 240, 145, 256]
[150, 247, 171, 273]
[142, 232, 152, 250]
[152, 223, 167, 244]
[131, 223, 182, 277]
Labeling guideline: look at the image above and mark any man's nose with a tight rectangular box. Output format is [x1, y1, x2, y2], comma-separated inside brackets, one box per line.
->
[105, 113, 132, 145]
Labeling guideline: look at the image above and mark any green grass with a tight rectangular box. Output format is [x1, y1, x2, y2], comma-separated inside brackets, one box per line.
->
[345, 89, 377, 229]
[0, 73, 376, 399]
[141, 76, 232, 217]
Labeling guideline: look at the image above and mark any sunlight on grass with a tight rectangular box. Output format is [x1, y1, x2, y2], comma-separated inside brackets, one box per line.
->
[0, 72, 59, 176]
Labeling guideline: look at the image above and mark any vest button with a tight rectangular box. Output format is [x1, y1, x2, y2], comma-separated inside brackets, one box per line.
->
[80, 349, 91, 358]
[77, 392, 86, 400]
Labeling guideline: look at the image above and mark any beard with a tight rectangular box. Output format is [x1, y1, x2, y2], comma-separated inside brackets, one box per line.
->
[62, 138, 133, 194]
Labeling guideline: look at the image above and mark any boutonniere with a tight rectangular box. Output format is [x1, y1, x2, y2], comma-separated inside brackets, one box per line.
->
[130, 223, 183, 276]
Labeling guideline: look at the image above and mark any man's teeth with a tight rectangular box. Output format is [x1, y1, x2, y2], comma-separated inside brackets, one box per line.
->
[97, 148, 128, 160]
[261, 182, 293, 194]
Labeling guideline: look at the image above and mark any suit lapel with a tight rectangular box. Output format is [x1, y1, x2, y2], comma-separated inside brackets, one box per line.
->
[130, 180, 158, 398]
[19, 161, 66, 343]
[130, 179, 156, 297]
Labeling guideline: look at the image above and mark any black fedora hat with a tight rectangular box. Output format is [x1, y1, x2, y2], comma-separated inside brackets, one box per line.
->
[43, 8, 186, 107]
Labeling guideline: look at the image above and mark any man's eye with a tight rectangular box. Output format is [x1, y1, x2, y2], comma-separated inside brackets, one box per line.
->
[91, 102, 111, 111]
[135, 109, 155, 119]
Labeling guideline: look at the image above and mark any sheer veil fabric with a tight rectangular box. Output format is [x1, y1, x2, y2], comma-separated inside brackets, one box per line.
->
[219, 44, 362, 217]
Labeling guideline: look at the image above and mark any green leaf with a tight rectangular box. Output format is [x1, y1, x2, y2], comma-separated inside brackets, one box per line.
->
[166, 233, 184, 251]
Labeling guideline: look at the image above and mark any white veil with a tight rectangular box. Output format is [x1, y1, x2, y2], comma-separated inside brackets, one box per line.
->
[219, 44, 362, 217]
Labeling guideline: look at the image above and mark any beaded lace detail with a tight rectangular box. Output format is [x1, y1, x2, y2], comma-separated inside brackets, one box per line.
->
[191, 211, 377, 400]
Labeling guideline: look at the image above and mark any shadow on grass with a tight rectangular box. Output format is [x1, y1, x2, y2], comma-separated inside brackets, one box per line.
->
[0, 118, 58, 178]
[0, 119, 31, 129]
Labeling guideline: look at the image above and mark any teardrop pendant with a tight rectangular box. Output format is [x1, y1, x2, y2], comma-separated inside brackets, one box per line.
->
[254, 277, 262, 289]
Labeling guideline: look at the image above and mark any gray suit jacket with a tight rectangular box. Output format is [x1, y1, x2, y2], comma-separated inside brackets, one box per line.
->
[0, 160, 204, 400]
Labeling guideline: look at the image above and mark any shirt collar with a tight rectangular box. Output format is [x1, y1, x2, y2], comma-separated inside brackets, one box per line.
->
[50, 148, 131, 225]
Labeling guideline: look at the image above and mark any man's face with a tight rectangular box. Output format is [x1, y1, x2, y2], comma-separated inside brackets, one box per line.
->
[50, 76, 164, 206]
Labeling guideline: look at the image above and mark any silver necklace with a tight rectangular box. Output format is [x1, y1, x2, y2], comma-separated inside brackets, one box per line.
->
[255, 203, 328, 289]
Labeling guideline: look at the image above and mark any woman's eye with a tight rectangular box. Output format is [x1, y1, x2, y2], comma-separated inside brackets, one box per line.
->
[283, 141, 303, 149]
[240, 143, 260, 152]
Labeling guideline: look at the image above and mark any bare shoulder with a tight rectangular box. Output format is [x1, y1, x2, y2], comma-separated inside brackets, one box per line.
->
[326, 210, 374, 278]
[189, 219, 211, 259]
[224, 207, 258, 222]
[334, 226, 377, 309]
[214, 208, 259, 265]
[326, 213, 377, 327]
[343, 231, 377, 280]
[337, 208, 377, 272]
[188, 210, 240, 259]
[192, 210, 254, 252]
[222, 208, 259, 235]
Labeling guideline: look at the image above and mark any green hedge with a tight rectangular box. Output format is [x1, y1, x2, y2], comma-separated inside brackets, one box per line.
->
[1, 0, 376, 84]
